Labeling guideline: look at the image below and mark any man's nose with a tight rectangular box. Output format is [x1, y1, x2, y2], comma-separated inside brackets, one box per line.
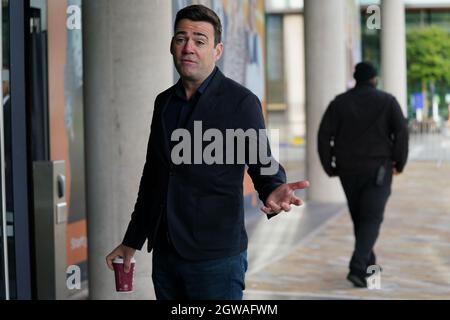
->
[182, 39, 195, 54]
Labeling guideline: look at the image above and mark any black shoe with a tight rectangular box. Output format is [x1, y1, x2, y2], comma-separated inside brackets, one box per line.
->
[347, 272, 367, 288]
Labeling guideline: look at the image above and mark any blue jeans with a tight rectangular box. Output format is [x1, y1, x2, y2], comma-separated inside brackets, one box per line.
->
[152, 249, 248, 300]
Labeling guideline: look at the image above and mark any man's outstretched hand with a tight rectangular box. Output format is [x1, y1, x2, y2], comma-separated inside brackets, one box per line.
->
[261, 180, 310, 215]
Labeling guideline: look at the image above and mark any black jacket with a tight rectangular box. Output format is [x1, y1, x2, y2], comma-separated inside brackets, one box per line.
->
[318, 84, 409, 176]
[122, 69, 286, 260]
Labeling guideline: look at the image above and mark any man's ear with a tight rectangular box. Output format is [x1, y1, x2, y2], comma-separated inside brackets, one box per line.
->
[170, 37, 175, 55]
[214, 42, 224, 62]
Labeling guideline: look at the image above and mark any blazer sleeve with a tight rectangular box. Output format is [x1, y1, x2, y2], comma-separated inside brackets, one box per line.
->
[389, 97, 409, 173]
[122, 97, 162, 250]
[235, 93, 287, 219]
[318, 100, 338, 177]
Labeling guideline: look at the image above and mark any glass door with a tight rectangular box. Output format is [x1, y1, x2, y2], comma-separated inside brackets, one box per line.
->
[1, 0, 10, 300]
[2, 0, 33, 300]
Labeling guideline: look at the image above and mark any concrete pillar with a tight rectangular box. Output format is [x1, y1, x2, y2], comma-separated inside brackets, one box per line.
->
[283, 14, 306, 141]
[304, 0, 346, 202]
[381, 0, 407, 116]
[83, 0, 173, 299]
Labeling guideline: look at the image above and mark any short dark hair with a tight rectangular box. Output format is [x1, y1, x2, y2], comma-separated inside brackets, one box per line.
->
[174, 5, 222, 47]
[353, 62, 378, 82]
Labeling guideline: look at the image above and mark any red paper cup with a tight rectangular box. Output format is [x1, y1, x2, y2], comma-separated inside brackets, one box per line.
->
[112, 257, 136, 293]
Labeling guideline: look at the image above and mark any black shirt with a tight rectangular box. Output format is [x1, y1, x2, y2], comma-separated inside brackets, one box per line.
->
[164, 67, 218, 141]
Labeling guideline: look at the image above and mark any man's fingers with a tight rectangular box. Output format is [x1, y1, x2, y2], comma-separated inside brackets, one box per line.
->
[291, 197, 302, 206]
[268, 201, 281, 212]
[288, 180, 310, 190]
[106, 255, 115, 271]
[263, 195, 305, 214]
[261, 206, 273, 214]
[106, 250, 121, 271]
[280, 202, 291, 212]
[124, 256, 132, 274]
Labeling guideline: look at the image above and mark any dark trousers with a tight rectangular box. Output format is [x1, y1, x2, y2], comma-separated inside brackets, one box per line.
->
[339, 165, 392, 276]
[152, 247, 248, 300]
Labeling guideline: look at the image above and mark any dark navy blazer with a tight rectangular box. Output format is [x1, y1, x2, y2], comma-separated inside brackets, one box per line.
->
[122, 68, 286, 260]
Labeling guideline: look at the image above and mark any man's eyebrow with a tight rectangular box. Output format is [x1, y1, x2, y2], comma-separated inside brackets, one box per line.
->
[193, 32, 208, 39]
[174, 31, 208, 39]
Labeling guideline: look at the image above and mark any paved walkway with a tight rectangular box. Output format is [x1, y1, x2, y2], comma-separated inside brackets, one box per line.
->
[244, 161, 450, 300]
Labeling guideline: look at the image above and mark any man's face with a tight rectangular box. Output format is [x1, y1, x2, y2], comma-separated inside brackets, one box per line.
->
[171, 19, 223, 83]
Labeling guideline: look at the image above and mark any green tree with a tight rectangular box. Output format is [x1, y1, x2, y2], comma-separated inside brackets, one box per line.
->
[407, 26, 450, 120]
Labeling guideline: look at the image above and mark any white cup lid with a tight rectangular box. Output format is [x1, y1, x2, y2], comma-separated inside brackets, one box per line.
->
[113, 257, 136, 264]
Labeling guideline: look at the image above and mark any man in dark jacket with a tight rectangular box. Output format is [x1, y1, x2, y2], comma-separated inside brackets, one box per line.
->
[106, 5, 309, 300]
[318, 62, 409, 288]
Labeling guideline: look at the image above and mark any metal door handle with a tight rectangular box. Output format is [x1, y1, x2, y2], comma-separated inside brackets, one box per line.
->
[57, 174, 65, 199]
